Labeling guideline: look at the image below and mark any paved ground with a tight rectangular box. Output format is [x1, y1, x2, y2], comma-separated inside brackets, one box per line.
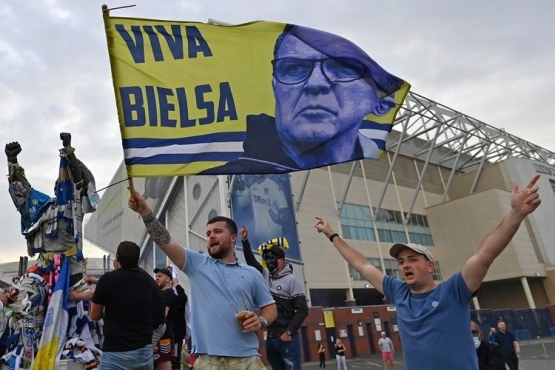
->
[301, 338, 555, 369]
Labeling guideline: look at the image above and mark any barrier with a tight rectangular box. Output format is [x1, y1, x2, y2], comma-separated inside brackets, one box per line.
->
[515, 329, 532, 342]
[59, 359, 86, 370]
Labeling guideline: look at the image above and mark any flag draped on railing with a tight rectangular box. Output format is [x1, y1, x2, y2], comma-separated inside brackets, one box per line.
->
[104, 15, 410, 176]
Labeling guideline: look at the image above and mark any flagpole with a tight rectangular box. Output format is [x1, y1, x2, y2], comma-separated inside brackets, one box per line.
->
[102, 3, 136, 196]
[128, 177, 135, 195]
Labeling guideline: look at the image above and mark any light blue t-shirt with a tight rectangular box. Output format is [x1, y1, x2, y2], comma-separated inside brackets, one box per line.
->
[183, 249, 274, 356]
[383, 272, 477, 370]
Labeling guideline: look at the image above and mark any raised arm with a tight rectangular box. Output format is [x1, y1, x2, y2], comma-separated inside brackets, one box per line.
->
[59, 133, 84, 191]
[240, 225, 264, 273]
[128, 189, 186, 269]
[314, 216, 385, 294]
[462, 175, 541, 293]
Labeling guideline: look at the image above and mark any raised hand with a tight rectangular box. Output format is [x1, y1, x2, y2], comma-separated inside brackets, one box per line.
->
[240, 225, 249, 241]
[314, 216, 334, 238]
[128, 188, 152, 216]
[60, 132, 72, 147]
[510, 174, 541, 217]
[5, 142, 22, 162]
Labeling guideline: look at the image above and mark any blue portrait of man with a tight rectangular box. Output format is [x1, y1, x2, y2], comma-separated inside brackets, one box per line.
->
[203, 24, 406, 175]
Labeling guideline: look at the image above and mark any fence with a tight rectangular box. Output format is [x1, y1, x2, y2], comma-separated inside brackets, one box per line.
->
[471, 308, 553, 338]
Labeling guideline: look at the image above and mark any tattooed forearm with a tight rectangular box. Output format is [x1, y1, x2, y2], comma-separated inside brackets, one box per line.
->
[142, 212, 171, 246]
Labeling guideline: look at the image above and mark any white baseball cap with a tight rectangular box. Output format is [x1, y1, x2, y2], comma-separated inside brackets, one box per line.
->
[389, 243, 434, 261]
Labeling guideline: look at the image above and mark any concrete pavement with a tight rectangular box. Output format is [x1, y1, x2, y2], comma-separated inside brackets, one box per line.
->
[300, 338, 555, 369]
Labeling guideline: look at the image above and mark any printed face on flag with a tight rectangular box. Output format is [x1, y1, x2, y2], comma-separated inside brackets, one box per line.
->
[272, 33, 379, 149]
[104, 17, 410, 176]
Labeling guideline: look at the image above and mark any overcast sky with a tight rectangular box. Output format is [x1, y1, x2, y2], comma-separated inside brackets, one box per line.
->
[1, 0, 553, 263]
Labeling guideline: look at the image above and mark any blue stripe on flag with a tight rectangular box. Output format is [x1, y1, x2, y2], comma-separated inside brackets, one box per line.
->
[359, 120, 392, 131]
[125, 151, 241, 166]
[122, 132, 247, 149]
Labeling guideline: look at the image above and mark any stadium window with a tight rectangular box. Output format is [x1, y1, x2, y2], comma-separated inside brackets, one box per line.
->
[550, 179, 555, 195]
[340, 204, 433, 246]
[348, 265, 363, 281]
[433, 261, 443, 281]
[370, 258, 401, 279]
[340, 204, 376, 242]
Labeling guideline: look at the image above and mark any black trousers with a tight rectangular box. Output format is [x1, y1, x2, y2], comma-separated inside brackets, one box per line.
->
[502, 351, 519, 370]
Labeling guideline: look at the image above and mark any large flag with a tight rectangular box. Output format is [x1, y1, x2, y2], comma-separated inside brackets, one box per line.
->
[104, 14, 410, 176]
[32, 256, 69, 370]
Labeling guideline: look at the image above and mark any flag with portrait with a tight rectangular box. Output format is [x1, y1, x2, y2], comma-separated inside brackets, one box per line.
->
[104, 14, 410, 176]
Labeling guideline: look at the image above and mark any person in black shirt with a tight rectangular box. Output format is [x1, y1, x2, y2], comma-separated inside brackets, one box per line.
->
[471, 321, 504, 370]
[334, 339, 347, 370]
[91, 241, 154, 370]
[154, 268, 177, 370]
[494, 320, 520, 370]
[167, 266, 188, 370]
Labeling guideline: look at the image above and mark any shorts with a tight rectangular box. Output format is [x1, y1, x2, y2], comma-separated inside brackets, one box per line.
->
[154, 338, 175, 365]
[194, 354, 266, 370]
[382, 351, 394, 362]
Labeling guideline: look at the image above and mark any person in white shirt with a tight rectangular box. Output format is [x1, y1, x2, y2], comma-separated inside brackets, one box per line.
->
[378, 332, 395, 370]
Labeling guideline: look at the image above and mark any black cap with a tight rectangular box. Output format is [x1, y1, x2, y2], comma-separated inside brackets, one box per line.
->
[154, 268, 172, 279]
[264, 245, 285, 259]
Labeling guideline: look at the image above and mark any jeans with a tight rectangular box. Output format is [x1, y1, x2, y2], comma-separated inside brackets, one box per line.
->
[336, 354, 347, 370]
[100, 344, 153, 370]
[266, 334, 302, 370]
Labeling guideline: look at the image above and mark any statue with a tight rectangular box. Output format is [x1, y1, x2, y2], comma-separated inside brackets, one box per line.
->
[5, 133, 99, 289]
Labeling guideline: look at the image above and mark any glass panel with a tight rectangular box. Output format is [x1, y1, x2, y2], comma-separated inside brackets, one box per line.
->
[354, 205, 364, 219]
[362, 207, 371, 219]
[341, 225, 351, 239]
[346, 204, 355, 218]
[358, 227, 368, 241]
[411, 214, 419, 226]
[349, 226, 358, 239]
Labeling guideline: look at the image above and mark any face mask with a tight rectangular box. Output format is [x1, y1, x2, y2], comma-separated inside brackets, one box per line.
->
[473, 337, 481, 349]
[264, 252, 278, 273]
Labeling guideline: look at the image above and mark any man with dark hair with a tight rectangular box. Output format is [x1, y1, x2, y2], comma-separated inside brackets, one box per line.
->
[494, 320, 520, 370]
[471, 321, 504, 370]
[128, 191, 278, 370]
[90, 241, 154, 370]
[314, 175, 541, 370]
[153, 267, 177, 370]
[241, 226, 308, 370]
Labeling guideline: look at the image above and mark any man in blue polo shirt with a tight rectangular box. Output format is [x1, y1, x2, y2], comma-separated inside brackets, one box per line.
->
[129, 190, 277, 370]
[314, 174, 541, 370]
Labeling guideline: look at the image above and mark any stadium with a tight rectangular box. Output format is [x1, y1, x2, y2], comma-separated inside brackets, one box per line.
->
[84, 90, 555, 359]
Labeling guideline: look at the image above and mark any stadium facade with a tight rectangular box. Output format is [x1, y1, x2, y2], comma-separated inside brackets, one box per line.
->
[85, 91, 555, 311]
